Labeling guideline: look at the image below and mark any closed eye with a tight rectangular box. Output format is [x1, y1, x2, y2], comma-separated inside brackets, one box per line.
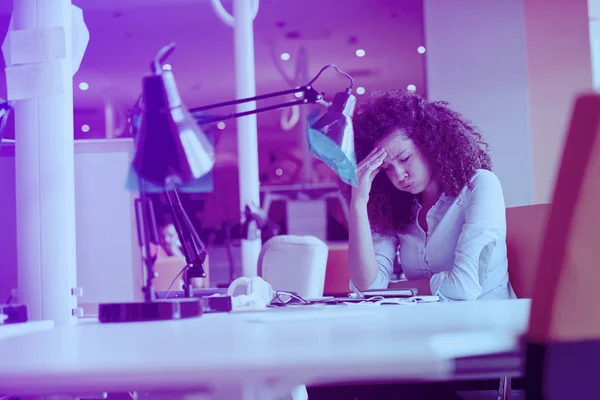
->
[400, 155, 411, 162]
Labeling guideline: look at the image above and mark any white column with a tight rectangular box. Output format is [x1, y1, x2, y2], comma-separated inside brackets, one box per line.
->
[590, 0, 600, 91]
[104, 101, 116, 139]
[233, 0, 261, 277]
[10, 0, 78, 324]
[423, 0, 534, 207]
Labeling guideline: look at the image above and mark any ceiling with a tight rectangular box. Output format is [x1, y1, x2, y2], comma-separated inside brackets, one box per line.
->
[0, 0, 426, 137]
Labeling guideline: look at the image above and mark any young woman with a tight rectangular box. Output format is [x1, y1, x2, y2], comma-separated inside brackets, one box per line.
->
[347, 89, 515, 300]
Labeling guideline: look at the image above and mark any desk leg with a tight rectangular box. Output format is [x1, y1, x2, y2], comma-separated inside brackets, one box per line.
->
[289, 385, 308, 400]
[211, 382, 307, 400]
[137, 391, 211, 400]
[497, 376, 512, 400]
[132, 382, 307, 400]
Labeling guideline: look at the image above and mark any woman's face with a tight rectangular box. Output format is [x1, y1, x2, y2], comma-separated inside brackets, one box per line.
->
[161, 224, 179, 246]
[376, 130, 434, 195]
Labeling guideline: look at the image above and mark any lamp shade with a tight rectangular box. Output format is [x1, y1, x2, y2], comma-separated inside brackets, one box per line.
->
[306, 90, 358, 186]
[132, 70, 215, 187]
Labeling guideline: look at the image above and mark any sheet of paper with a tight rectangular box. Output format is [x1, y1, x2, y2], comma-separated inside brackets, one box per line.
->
[10, 26, 66, 65]
[6, 61, 64, 100]
[414, 296, 440, 303]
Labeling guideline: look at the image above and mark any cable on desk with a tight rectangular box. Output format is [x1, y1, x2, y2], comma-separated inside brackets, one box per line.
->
[164, 265, 188, 299]
[268, 292, 419, 308]
[271, 290, 310, 306]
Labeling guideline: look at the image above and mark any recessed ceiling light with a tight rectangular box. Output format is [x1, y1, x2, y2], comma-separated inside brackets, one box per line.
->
[355, 49, 366, 57]
[81, 124, 90, 133]
[417, 46, 426, 54]
[356, 87, 366, 95]
[407, 84, 417, 92]
[217, 122, 226, 130]
[280, 52, 291, 61]
[78, 82, 89, 91]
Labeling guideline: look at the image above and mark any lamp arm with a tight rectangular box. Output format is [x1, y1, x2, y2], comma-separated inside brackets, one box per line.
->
[164, 186, 207, 298]
[151, 42, 176, 74]
[193, 99, 309, 125]
[307, 64, 354, 89]
[188, 64, 353, 125]
[134, 193, 159, 303]
[189, 85, 315, 113]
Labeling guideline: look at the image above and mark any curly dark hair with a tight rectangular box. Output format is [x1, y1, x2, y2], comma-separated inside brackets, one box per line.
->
[351, 89, 492, 234]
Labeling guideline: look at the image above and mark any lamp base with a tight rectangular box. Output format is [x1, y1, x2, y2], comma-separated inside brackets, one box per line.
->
[98, 299, 202, 323]
[0, 304, 28, 325]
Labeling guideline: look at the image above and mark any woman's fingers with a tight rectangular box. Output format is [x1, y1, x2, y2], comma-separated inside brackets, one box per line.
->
[358, 147, 384, 169]
[369, 152, 387, 176]
[351, 148, 386, 205]
[365, 146, 382, 158]
[358, 148, 387, 176]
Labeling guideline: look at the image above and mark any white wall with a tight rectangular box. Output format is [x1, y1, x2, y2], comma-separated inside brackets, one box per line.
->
[423, 0, 534, 207]
[523, 0, 592, 203]
[0, 139, 142, 308]
[73, 140, 143, 306]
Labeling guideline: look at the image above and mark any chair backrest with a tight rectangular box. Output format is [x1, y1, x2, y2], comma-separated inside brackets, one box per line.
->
[323, 242, 351, 294]
[257, 235, 329, 299]
[505, 204, 551, 298]
[526, 94, 600, 399]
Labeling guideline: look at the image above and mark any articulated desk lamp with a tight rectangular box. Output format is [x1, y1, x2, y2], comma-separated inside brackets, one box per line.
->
[98, 42, 357, 323]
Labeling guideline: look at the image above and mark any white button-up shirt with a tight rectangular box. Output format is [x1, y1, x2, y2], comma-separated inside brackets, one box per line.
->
[357, 169, 516, 301]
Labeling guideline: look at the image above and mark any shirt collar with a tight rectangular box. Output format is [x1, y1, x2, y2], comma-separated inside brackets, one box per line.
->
[440, 192, 455, 203]
[413, 192, 454, 210]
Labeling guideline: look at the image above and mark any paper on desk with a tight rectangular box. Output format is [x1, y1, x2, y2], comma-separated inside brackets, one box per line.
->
[343, 298, 419, 307]
[361, 289, 415, 297]
[414, 296, 440, 303]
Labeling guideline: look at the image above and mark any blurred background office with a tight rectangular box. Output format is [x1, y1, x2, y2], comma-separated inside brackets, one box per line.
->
[0, 0, 596, 301]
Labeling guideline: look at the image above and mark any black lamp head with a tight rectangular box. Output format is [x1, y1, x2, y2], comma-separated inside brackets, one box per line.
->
[132, 44, 215, 187]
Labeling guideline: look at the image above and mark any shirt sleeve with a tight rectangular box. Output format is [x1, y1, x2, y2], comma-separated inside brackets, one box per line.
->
[350, 232, 399, 291]
[430, 170, 506, 300]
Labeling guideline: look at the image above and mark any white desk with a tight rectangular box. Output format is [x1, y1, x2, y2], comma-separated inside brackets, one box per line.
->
[0, 299, 530, 400]
[0, 320, 54, 340]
